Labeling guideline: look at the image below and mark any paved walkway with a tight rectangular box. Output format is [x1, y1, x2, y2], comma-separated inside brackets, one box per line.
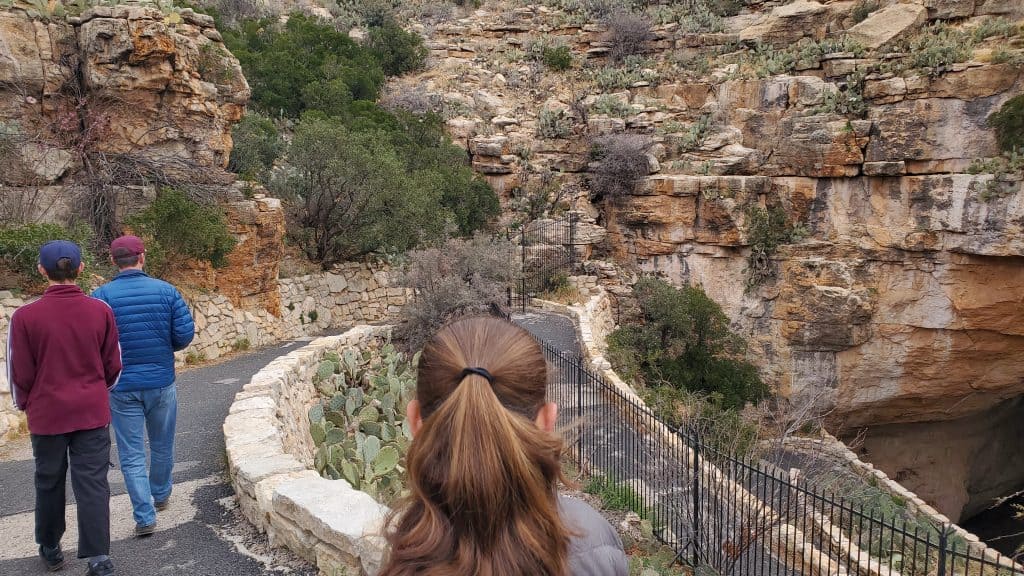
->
[0, 340, 317, 575]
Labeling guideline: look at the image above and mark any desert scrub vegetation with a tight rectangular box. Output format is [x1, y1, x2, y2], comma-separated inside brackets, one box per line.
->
[0, 223, 94, 291]
[603, 11, 655, 62]
[590, 94, 633, 118]
[396, 234, 516, 353]
[587, 133, 654, 201]
[308, 344, 416, 504]
[816, 70, 868, 117]
[536, 108, 574, 138]
[607, 277, 767, 411]
[850, 0, 879, 24]
[525, 38, 574, 71]
[988, 94, 1024, 153]
[220, 13, 498, 267]
[271, 113, 497, 267]
[725, 36, 865, 79]
[227, 112, 283, 183]
[590, 56, 661, 90]
[744, 204, 807, 290]
[674, 114, 713, 152]
[125, 187, 237, 274]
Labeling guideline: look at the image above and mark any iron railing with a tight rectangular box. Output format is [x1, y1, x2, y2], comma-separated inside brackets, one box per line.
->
[540, 340, 1023, 576]
[507, 214, 579, 312]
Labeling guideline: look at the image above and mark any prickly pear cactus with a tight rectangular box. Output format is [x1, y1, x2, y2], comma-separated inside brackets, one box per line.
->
[308, 342, 418, 505]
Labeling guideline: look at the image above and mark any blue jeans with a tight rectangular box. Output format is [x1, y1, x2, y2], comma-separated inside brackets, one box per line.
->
[109, 384, 177, 527]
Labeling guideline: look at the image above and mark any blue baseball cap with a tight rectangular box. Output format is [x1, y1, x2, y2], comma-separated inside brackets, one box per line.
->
[38, 240, 82, 274]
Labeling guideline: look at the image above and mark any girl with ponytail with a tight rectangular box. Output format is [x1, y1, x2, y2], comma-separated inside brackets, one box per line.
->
[380, 316, 628, 576]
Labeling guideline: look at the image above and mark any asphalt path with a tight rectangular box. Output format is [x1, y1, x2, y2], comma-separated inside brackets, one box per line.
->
[0, 339, 317, 575]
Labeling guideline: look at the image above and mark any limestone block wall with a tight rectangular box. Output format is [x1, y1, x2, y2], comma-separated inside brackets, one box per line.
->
[0, 262, 410, 448]
[0, 291, 28, 445]
[224, 325, 393, 576]
[179, 262, 410, 364]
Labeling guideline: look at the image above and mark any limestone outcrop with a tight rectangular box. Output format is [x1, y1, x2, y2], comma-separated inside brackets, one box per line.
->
[386, 3, 1024, 524]
[0, 3, 248, 194]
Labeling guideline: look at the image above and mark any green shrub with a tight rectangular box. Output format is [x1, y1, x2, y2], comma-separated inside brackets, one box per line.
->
[225, 13, 385, 118]
[541, 44, 573, 71]
[584, 475, 650, 519]
[272, 116, 441, 266]
[228, 112, 283, 182]
[127, 188, 237, 269]
[0, 222, 94, 290]
[537, 108, 573, 138]
[591, 94, 632, 117]
[971, 17, 1019, 42]
[640, 385, 761, 457]
[850, 0, 879, 24]
[366, 18, 428, 77]
[745, 205, 807, 290]
[903, 23, 974, 74]
[988, 95, 1024, 153]
[607, 277, 767, 410]
[606, 276, 761, 407]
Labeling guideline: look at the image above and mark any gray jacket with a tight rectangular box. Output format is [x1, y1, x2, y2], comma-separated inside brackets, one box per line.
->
[560, 495, 629, 576]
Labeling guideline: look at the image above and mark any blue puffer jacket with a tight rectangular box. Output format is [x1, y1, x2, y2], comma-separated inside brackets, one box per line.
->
[92, 269, 195, 392]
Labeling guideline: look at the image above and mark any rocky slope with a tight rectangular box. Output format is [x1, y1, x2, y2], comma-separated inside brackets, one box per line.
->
[388, 0, 1024, 521]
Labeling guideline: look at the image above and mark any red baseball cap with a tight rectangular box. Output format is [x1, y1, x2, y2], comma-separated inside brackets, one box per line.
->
[110, 235, 145, 258]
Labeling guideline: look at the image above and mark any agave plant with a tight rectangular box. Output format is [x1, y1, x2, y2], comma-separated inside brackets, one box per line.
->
[308, 343, 417, 504]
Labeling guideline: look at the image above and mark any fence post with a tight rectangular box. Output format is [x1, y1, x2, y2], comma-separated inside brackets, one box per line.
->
[568, 212, 577, 273]
[520, 225, 527, 313]
[691, 425, 701, 568]
[575, 356, 584, 467]
[938, 525, 950, 576]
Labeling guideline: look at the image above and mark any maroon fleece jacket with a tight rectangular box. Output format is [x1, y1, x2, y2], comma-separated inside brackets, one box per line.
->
[7, 284, 122, 435]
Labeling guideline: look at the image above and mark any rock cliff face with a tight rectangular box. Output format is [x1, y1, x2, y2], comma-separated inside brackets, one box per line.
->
[0, 2, 284, 316]
[389, 0, 1024, 521]
[0, 2, 248, 219]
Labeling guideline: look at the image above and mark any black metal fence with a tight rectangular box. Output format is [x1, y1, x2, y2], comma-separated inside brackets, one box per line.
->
[507, 214, 579, 312]
[542, 341, 1024, 576]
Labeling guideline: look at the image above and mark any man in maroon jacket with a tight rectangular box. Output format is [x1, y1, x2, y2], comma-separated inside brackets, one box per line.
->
[7, 240, 122, 576]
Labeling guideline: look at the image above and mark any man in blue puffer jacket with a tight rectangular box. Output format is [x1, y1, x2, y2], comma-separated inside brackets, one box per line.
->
[92, 235, 195, 537]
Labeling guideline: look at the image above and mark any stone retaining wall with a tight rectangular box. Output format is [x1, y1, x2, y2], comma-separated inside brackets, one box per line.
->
[180, 261, 409, 364]
[224, 325, 393, 576]
[0, 291, 28, 444]
[0, 262, 410, 448]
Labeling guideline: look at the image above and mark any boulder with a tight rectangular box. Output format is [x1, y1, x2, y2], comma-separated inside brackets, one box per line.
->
[846, 3, 927, 50]
[739, 1, 828, 45]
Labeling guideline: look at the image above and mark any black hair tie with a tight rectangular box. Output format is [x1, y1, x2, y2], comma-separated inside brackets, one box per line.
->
[460, 367, 494, 384]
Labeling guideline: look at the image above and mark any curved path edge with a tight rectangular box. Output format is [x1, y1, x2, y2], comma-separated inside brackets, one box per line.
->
[224, 325, 393, 576]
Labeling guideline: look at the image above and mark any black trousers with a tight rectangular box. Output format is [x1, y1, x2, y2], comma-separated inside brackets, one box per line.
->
[31, 426, 111, 558]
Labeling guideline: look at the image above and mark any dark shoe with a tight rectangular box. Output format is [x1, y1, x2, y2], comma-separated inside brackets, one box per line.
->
[39, 545, 65, 571]
[134, 522, 156, 537]
[154, 497, 169, 511]
[85, 559, 114, 576]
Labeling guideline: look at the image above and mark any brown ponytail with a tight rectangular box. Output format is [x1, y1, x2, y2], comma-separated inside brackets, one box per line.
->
[380, 316, 571, 576]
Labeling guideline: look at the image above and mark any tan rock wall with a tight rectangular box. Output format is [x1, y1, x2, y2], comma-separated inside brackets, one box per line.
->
[0, 5, 248, 191]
